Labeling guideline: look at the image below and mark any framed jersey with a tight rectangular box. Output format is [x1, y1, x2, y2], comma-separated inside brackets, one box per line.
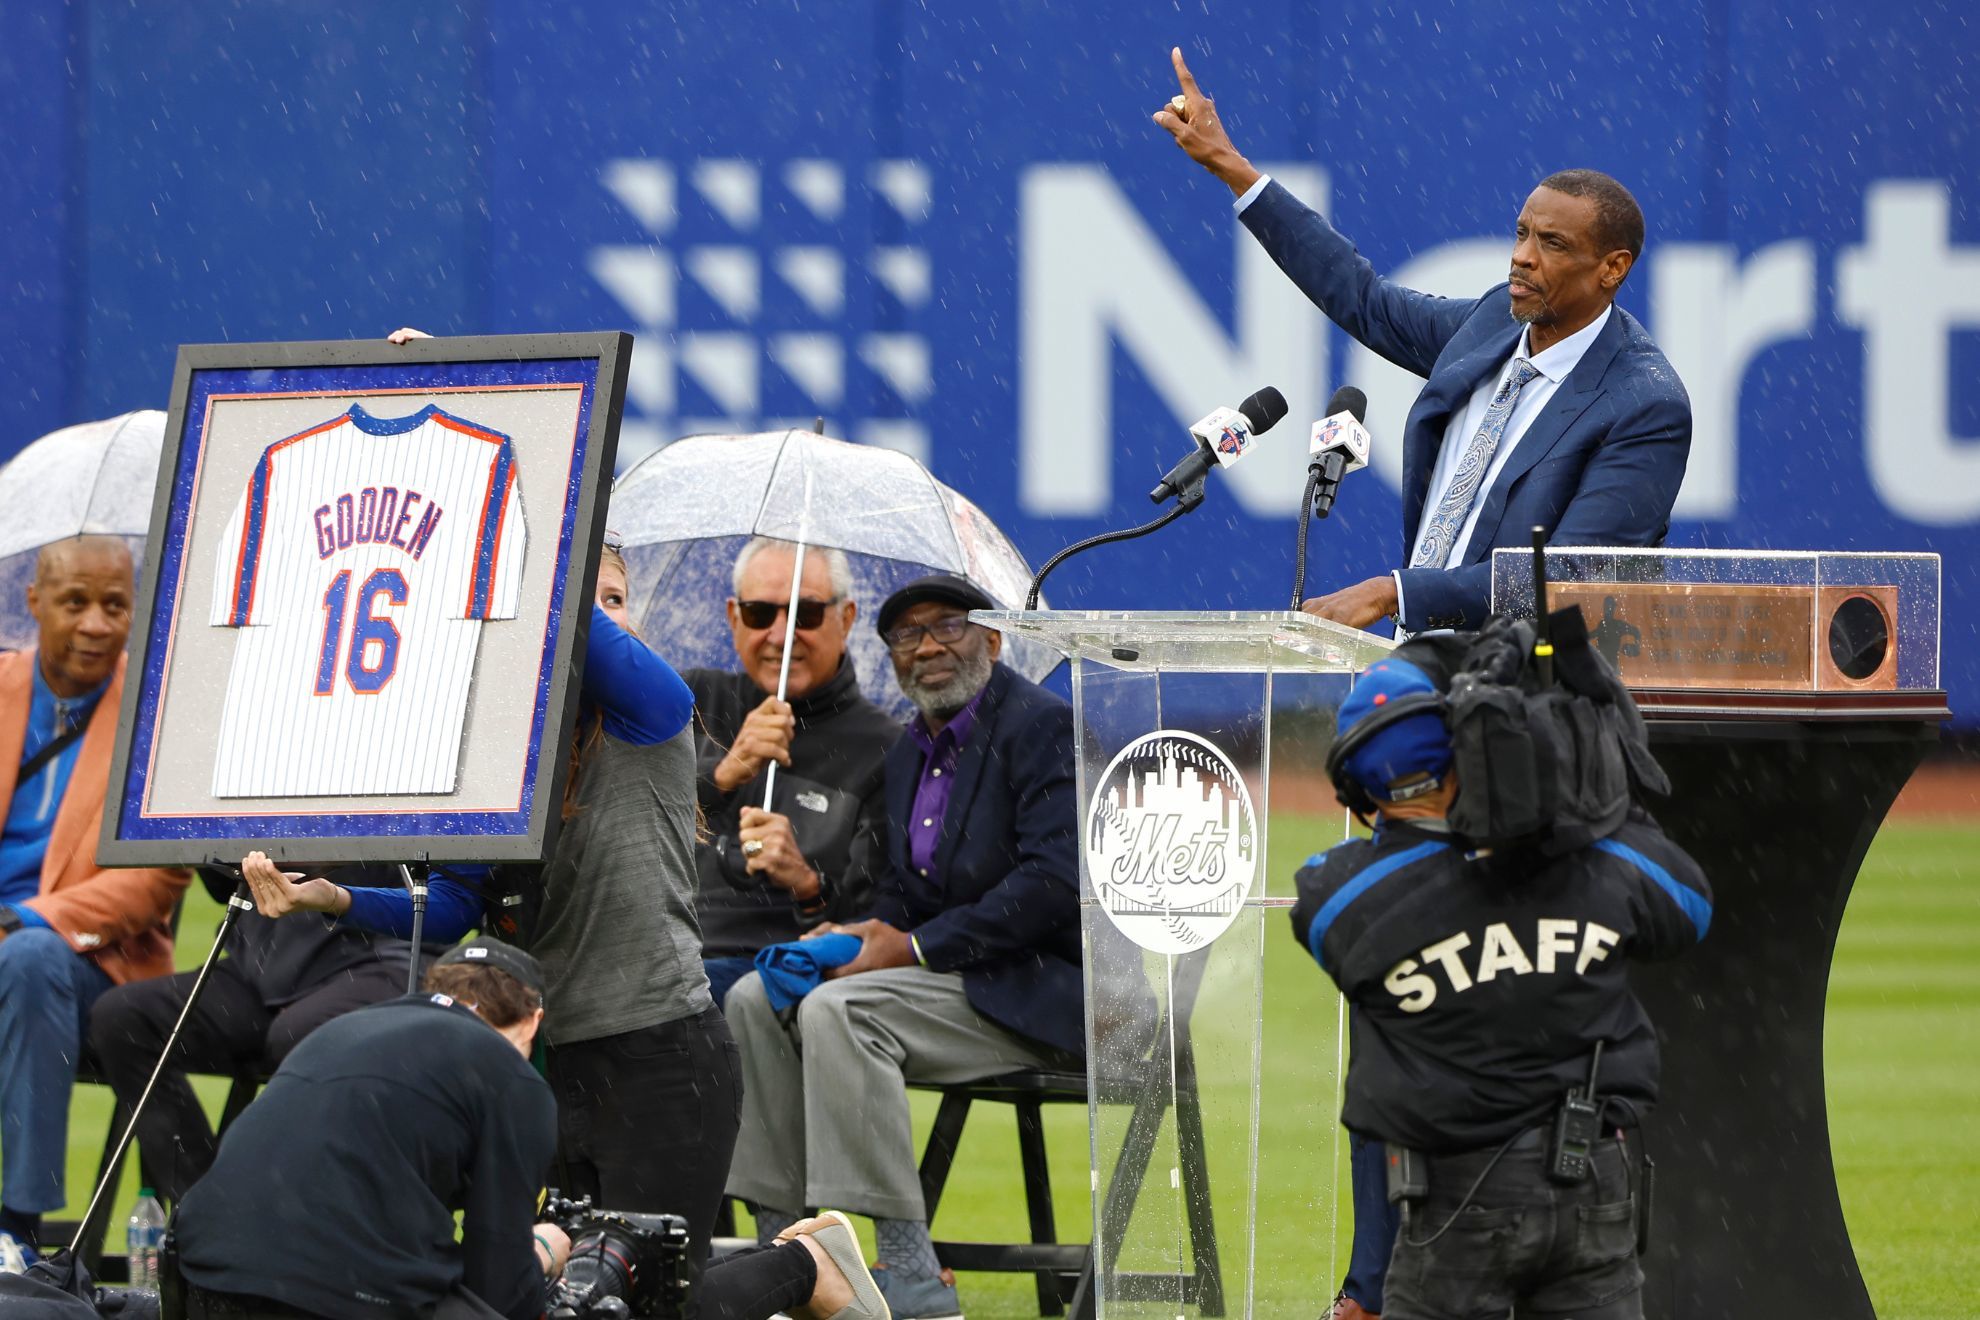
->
[98, 332, 631, 864]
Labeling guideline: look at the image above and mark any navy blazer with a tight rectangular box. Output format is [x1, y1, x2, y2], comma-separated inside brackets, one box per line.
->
[868, 662, 1084, 1058]
[1241, 179, 1691, 631]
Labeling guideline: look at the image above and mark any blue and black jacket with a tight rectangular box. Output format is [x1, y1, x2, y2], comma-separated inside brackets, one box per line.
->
[1290, 810, 1711, 1155]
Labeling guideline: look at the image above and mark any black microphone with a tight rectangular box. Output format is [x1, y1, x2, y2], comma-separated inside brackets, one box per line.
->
[1149, 386, 1290, 505]
[1308, 386, 1370, 519]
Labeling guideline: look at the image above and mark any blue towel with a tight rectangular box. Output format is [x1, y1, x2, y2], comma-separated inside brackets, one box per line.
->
[753, 933, 864, 1011]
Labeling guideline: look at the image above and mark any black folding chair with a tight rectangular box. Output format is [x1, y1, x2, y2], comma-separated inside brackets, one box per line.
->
[913, 945, 1225, 1318]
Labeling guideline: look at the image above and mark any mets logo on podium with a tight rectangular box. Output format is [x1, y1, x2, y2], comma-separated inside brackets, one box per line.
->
[1084, 731, 1259, 954]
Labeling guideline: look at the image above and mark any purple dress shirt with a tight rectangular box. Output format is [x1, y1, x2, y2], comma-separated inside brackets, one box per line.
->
[904, 688, 987, 885]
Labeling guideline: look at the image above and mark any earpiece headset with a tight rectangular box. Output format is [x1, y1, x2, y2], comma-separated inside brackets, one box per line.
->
[1324, 690, 1448, 818]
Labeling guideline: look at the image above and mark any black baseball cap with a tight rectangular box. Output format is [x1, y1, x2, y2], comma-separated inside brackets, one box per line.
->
[434, 937, 545, 997]
[876, 573, 997, 638]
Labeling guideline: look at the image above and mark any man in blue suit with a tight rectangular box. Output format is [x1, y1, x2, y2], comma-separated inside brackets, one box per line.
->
[724, 573, 1081, 1320]
[1156, 48, 1690, 634]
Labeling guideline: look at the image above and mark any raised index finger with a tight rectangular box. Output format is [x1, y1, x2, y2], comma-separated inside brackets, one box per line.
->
[1171, 46, 1201, 98]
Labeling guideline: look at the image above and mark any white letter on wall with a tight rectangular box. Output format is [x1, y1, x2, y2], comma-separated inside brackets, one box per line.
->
[1837, 180, 1980, 524]
[1652, 241, 1816, 520]
[1018, 165, 1330, 516]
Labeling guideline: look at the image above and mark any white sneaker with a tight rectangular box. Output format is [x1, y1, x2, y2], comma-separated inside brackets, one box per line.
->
[0, 1230, 31, 1274]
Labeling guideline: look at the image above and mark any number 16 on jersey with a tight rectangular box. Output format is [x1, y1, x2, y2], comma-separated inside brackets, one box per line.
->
[316, 567, 407, 695]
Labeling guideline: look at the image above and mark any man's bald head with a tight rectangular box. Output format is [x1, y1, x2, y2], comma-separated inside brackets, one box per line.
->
[35, 536, 133, 587]
[28, 536, 136, 697]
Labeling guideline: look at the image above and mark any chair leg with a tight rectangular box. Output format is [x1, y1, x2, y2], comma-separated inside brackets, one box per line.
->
[1174, 1056, 1225, 1317]
[916, 1092, 973, 1223]
[1015, 1099, 1065, 1316]
[216, 1073, 260, 1136]
[78, 1096, 133, 1273]
[1096, 1080, 1172, 1277]
[1068, 1246, 1098, 1320]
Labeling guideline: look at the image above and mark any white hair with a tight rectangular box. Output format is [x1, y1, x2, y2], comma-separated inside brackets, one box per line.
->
[731, 536, 853, 601]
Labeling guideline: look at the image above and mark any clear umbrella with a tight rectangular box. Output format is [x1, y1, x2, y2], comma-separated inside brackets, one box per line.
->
[0, 410, 166, 649]
[609, 429, 1058, 725]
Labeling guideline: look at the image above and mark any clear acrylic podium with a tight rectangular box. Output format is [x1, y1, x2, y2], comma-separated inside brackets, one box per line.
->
[975, 610, 1396, 1318]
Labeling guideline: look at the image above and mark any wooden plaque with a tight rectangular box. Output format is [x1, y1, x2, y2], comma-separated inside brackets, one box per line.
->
[1552, 582, 1899, 692]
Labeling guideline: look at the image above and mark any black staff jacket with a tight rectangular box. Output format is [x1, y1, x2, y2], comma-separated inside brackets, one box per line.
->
[1290, 812, 1712, 1154]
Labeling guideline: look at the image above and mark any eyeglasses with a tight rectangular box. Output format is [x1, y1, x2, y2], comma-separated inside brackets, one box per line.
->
[883, 615, 972, 654]
[736, 598, 837, 630]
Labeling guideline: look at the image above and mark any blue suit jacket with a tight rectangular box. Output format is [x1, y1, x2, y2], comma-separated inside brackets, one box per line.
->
[1241, 180, 1692, 631]
[868, 662, 1084, 1058]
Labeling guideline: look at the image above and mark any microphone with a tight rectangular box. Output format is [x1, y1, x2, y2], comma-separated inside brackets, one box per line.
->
[1307, 386, 1370, 519]
[1149, 386, 1289, 505]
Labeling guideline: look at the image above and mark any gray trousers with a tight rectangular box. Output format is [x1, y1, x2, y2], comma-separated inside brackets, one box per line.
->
[724, 965, 1060, 1222]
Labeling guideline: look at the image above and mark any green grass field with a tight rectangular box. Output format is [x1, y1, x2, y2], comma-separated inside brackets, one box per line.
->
[37, 817, 1980, 1316]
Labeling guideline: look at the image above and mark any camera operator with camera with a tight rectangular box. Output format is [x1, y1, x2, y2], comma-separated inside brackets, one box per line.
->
[1292, 657, 1713, 1318]
[167, 937, 888, 1320]
[170, 938, 567, 1319]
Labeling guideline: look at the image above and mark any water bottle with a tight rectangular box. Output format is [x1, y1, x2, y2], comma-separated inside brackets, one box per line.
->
[126, 1188, 165, 1289]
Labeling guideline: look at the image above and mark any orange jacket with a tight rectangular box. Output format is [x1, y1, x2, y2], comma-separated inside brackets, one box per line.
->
[0, 649, 189, 985]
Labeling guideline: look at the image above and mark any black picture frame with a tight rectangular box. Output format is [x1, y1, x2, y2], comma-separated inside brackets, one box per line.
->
[97, 331, 632, 866]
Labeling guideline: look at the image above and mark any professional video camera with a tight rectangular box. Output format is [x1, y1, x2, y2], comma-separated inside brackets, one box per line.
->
[541, 1191, 691, 1320]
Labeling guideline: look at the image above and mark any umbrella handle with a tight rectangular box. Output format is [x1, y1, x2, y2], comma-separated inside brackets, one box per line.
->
[764, 471, 815, 807]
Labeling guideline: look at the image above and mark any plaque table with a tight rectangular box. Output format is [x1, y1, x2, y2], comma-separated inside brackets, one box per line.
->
[1492, 548, 1947, 1317]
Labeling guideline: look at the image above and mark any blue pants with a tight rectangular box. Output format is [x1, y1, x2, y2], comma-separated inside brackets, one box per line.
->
[703, 955, 757, 1012]
[1345, 1134, 1402, 1312]
[0, 928, 114, 1213]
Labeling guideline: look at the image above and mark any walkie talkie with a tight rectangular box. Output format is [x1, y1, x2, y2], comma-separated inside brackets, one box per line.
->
[1548, 1041, 1605, 1185]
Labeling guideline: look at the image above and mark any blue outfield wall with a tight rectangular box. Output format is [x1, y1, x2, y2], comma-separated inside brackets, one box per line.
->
[2, 0, 1974, 721]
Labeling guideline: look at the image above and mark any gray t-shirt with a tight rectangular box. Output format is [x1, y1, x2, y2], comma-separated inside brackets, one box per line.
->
[526, 726, 710, 1045]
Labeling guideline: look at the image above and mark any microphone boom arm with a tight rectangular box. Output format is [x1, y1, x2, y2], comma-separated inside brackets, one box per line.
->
[1026, 480, 1202, 610]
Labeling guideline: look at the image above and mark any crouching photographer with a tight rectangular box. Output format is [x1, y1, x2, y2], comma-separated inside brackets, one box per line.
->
[166, 938, 886, 1320]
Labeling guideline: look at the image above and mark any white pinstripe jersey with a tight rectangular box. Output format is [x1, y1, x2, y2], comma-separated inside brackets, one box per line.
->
[208, 403, 526, 797]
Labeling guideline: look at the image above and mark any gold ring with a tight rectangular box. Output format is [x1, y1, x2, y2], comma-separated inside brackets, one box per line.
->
[742, 839, 765, 857]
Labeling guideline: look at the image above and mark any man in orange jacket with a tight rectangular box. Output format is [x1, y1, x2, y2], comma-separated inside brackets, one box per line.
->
[0, 536, 187, 1260]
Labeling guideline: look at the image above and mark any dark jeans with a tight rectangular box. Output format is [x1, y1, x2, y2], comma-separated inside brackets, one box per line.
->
[89, 959, 412, 1204]
[702, 956, 756, 1012]
[699, 1240, 815, 1320]
[1383, 1128, 1642, 1320]
[545, 1005, 744, 1270]
[1345, 1134, 1402, 1311]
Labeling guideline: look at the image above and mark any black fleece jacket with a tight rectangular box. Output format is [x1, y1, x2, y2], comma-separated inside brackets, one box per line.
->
[686, 660, 900, 957]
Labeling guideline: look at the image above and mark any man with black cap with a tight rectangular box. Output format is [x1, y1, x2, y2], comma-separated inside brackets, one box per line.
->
[1292, 657, 1712, 1320]
[724, 573, 1083, 1320]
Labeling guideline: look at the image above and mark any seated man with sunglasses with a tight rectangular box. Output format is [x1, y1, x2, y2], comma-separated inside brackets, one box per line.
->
[686, 536, 902, 1009]
[723, 574, 1084, 1320]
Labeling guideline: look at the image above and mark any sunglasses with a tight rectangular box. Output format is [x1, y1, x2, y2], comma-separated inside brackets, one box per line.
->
[736, 598, 837, 630]
[883, 614, 972, 654]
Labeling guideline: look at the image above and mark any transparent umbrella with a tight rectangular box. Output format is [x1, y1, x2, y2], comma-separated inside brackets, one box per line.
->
[608, 429, 1058, 724]
[0, 410, 166, 649]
